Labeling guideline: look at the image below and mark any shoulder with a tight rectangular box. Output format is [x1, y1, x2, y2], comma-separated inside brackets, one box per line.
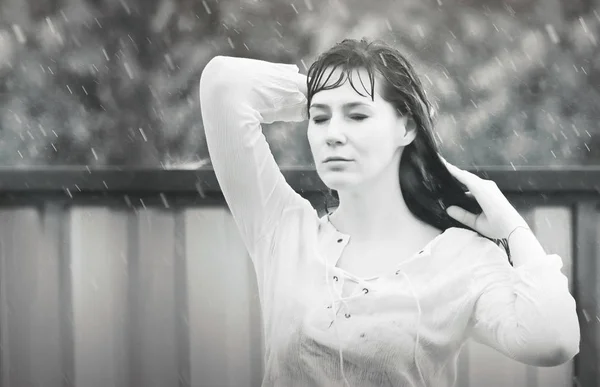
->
[432, 227, 508, 265]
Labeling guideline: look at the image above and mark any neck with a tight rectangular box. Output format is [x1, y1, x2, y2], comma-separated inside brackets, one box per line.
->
[328, 163, 425, 242]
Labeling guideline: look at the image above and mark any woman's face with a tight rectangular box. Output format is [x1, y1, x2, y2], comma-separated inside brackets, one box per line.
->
[307, 67, 416, 192]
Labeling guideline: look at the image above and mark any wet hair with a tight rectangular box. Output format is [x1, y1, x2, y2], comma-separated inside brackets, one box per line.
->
[306, 38, 511, 262]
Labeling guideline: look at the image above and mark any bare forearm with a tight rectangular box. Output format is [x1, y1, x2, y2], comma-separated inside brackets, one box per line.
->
[507, 225, 547, 267]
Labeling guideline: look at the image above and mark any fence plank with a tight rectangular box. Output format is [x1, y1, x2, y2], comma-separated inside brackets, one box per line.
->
[70, 207, 130, 387]
[574, 201, 599, 387]
[184, 207, 261, 387]
[0, 207, 64, 387]
[130, 209, 180, 387]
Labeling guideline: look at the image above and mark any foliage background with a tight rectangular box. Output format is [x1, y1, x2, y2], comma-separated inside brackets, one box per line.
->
[1, 0, 599, 168]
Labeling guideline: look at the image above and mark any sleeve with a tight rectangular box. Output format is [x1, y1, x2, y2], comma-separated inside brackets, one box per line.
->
[467, 236, 580, 367]
[199, 55, 311, 258]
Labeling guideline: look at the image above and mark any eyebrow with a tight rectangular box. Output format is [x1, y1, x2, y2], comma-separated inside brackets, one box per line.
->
[309, 102, 373, 110]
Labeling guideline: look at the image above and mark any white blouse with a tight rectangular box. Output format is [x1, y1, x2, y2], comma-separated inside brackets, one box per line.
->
[198, 55, 580, 387]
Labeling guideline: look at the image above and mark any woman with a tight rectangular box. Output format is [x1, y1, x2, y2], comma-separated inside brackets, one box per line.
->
[199, 38, 579, 387]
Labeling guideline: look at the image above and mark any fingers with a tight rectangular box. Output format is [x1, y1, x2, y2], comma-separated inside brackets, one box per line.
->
[441, 158, 488, 194]
[446, 206, 479, 229]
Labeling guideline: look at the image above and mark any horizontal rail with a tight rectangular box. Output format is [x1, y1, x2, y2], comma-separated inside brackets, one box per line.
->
[0, 166, 598, 194]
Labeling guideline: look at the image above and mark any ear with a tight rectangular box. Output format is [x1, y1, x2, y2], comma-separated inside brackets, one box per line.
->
[397, 116, 417, 146]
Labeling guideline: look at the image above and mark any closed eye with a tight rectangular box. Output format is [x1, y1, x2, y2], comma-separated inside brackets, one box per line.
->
[313, 117, 329, 124]
[351, 115, 368, 121]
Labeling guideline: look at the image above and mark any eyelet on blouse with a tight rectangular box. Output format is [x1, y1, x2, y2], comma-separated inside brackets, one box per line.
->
[333, 275, 339, 281]
[362, 288, 369, 294]
[345, 313, 351, 318]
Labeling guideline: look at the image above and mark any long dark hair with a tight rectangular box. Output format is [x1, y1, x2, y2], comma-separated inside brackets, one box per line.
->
[306, 38, 511, 261]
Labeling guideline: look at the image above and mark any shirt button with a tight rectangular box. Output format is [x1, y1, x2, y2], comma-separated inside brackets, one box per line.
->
[345, 313, 351, 318]
[337, 238, 343, 243]
[333, 275, 339, 282]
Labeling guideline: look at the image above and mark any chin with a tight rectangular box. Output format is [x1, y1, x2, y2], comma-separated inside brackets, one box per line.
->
[318, 172, 356, 192]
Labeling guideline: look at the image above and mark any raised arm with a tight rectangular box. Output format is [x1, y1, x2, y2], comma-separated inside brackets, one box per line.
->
[199, 56, 310, 257]
[468, 235, 580, 367]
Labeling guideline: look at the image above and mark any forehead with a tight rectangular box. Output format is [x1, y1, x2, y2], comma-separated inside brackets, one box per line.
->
[311, 66, 385, 105]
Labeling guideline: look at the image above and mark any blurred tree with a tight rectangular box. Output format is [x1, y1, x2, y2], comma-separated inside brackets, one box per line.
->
[0, 0, 598, 167]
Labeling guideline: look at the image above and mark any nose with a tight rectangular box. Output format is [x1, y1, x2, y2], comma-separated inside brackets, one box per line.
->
[324, 116, 346, 146]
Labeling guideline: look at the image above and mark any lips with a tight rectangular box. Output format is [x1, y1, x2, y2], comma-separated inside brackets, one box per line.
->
[324, 157, 352, 162]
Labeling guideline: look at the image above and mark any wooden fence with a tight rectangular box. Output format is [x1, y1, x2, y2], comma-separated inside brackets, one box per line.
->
[0, 167, 598, 387]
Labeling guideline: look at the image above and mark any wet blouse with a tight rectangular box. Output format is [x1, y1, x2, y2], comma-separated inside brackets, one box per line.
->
[198, 55, 580, 387]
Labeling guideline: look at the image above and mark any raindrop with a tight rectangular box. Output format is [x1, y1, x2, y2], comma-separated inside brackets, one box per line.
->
[91, 148, 98, 160]
[243, 43, 249, 51]
[582, 309, 590, 322]
[65, 188, 73, 199]
[160, 193, 170, 208]
[103, 181, 108, 189]
[196, 181, 206, 199]
[227, 37, 234, 49]
[416, 25, 424, 38]
[584, 143, 590, 152]
[60, 10, 68, 22]
[95, 18, 102, 28]
[51, 143, 57, 151]
[82, 86, 88, 95]
[550, 150, 556, 158]
[119, 0, 131, 15]
[291, 4, 298, 14]
[385, 19, 392, 31]
[46, 17, 57, 35]
[202, 0, 211, 14]
[124, 62, 134, 79]
[102, 48, 110, 61]
[17, 150, 23, 158]
[300, 58, 307, 71]
[139, 198, 146, 210]
[66, 85, 73, 94]
[12, 24, 26, 44]
[579, 17, 589, 34]
[545, 24, 559, 44]
[304, 0, 313, 11]
[165, 54, 175, 70]
[138, 128, 147, 142]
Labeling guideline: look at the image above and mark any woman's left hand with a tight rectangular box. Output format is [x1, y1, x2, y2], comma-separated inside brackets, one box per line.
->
[441, 158, 529, 239]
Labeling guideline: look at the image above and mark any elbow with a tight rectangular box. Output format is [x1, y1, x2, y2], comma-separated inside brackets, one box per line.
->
[550, 333, 580, 366]
[536, 343, 579, 367]
[199, 56, 236, 100]
[534, 330, 580, 367]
